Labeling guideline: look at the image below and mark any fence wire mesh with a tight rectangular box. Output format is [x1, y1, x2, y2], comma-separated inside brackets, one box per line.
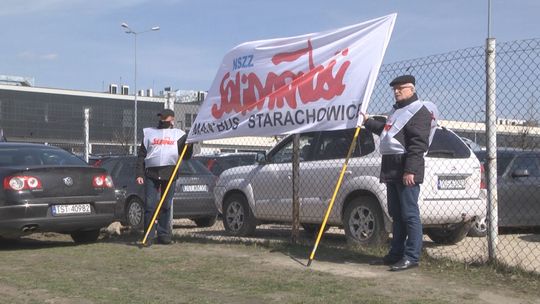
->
[0, 38, 539, 274]
[185, 38, 540, 274]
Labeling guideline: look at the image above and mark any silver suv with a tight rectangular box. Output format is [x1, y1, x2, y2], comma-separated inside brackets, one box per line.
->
[214, 126, 486, 245]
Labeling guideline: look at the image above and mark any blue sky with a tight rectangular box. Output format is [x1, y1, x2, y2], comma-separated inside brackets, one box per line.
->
[0, 0, 538, 93]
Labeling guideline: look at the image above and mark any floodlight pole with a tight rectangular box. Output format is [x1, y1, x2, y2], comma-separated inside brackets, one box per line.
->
[121, 23, 160, 155]
[485, 0, 499, 262]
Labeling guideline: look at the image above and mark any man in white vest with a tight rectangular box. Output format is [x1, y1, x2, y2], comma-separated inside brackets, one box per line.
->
[363, 75, 437, 271]
[136, 109, 192, 246]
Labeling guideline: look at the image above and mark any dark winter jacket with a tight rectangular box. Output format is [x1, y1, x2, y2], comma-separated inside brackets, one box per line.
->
[364, 94, 432, 184]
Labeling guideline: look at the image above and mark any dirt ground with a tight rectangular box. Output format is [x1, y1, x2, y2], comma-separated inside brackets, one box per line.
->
[198, 245, 537, 304]
[1, 225, 539, 304]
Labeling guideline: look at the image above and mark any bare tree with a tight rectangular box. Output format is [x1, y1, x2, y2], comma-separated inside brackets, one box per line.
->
[112, 127, 133, 154]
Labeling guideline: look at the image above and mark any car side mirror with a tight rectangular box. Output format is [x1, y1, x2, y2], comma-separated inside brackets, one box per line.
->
[512, 169, 530, 178]
[257, 152, 267, 165]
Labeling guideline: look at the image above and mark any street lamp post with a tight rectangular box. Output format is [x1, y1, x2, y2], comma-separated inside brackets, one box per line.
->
[121, 22, 160, 155]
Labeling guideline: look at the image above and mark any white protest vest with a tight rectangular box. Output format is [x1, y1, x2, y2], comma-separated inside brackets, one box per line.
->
[143, 128, 185, 168]
[379, 100, 438, 155]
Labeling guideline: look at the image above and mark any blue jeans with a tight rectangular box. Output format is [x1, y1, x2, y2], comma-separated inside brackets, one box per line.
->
[144, 178, 176, 240]
[386, 182, 422, 263]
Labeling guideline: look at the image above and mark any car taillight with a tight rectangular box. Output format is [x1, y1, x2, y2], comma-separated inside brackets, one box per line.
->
[480, 163, 486, 189]
[207, 159, 216, 171]
[3, 176, 43, 191]
[93, 175, 114, 188]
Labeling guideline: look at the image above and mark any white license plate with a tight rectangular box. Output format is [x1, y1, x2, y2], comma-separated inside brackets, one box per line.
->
[437, 177, 466, 190]
[52, 204, 92, 215]
[182, 184, 208, 192]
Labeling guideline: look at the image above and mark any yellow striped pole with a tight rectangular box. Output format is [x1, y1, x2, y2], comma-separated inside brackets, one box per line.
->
[139, 144, 188, 246]
[307, 127, 361, 266]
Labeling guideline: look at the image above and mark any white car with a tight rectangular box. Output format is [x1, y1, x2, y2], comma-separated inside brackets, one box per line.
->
[214, 125, 487, 245]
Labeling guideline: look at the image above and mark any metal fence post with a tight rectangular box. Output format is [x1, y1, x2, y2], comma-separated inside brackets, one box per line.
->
[84, 108, 90, 163]
[291, 134, 300, 244]
[485, 37, 498, 262]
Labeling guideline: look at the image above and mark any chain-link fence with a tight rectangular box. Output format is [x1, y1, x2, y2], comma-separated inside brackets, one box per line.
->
[1, 38, 539, 274]
[177, 38, 540, 273]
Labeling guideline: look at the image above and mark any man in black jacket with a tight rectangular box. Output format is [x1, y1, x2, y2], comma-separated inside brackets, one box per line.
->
[363, 75, 436, 271]
[136, 109, 192, 246]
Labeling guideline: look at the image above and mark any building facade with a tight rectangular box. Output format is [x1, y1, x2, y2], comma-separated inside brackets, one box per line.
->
[0, 84, 165, 154]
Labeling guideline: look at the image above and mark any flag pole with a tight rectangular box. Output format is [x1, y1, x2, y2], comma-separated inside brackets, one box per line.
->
[307, 126, 361, 267]
[139, 144, 189, 246]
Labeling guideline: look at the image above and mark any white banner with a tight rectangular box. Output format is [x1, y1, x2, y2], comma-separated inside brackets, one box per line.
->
[187, 14, 396, 143]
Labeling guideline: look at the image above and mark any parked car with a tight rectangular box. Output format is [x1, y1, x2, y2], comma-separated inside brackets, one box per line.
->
[0, 142, 116, 243]
[99, 156, 218, 229]
[214, 125, 487, 246]
[470, 148, 540, 235]
[193, 152, 262, 176]
[460, 137, 485, 152]
[87, 154, 125, 167]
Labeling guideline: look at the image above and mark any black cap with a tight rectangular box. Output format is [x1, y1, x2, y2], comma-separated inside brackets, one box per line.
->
[157, 109, 175, 119]
[389, 75, 415, 86]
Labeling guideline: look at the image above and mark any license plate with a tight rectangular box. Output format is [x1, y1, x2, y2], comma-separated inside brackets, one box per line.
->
[182, 184, 208, 192]
[52, 204, 92, 215]
[437, 177, 466, 190]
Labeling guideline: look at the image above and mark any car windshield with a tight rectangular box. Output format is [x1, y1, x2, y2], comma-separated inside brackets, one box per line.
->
[0, 146, 88, 166]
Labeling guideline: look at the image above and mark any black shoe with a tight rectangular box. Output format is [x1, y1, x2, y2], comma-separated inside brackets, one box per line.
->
[157, 235, 172, 245]
[390, 258, 419, 271]
[369, 255, 401, 266]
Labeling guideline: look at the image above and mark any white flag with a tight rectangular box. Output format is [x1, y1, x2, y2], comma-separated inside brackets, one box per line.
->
[187, 14, 396, 143]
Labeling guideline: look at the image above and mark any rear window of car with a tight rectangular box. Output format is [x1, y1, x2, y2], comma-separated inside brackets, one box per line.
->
[194, 154, 258, 175]
[427, 128, 471, 159]
[0, 146, 87, 166]
[179, 160, 213, 175]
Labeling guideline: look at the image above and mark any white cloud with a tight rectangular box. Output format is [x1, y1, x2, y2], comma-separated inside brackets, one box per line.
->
[40, 53, 59, 60]
[17, 51, 35, 60]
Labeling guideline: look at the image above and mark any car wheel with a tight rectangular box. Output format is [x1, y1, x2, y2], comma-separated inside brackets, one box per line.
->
[126, 197, 144, 229]
[194, 215, 217, 228]
[467, 216, 488, 237]
[70, 229, 100, 243]
[425, 222, 472, 245]
[222, 194, 256, 236]
[343, 196, 387, 246]
[301, 223, 330, 236]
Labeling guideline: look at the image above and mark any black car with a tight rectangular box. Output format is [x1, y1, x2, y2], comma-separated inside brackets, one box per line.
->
[87, 154, 124, 167]
[472, 148, 540, 234]
[193, 152, 261, 176]
[99, 156, 218, 229]
[0, 143, 117, 243]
